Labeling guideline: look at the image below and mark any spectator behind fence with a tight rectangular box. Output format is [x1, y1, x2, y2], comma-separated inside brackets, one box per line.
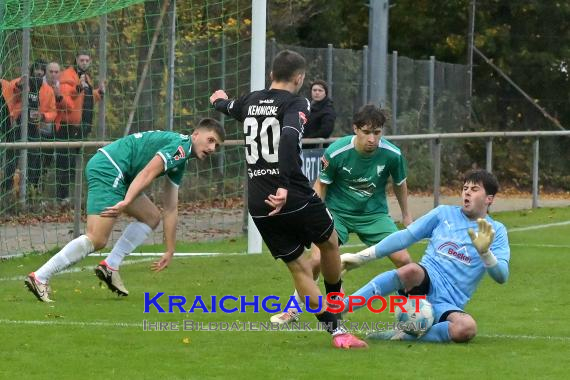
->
[0, 79, 11, 197]
[303, 79, 336, 148]
[35, 62, 65, 182]
[55, 52, 105, 204]
[1, 60, 57, 196]
[44, 62, 62, 104]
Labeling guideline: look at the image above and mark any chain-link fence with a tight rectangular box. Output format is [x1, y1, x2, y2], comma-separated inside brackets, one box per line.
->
[1, 1, 567, 256]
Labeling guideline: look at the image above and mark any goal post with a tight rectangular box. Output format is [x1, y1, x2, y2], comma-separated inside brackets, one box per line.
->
[246, 0, 265, 254]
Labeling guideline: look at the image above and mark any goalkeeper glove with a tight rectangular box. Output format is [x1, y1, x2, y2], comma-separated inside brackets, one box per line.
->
[340, 247, 376, 275]
[468, 218, 497, 267]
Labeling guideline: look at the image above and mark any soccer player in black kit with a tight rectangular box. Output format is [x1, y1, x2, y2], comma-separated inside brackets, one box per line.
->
[210, 50, 366, 348]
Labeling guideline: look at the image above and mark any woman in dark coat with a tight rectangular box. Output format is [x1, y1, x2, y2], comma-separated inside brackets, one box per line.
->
[303, 79, 336, 148]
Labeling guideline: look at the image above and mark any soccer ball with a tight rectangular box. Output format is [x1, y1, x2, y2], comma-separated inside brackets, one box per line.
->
[395, 297, 434, 337]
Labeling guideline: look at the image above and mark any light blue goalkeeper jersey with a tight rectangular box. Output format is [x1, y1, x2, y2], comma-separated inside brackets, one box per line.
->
[408, 205, 510, 309]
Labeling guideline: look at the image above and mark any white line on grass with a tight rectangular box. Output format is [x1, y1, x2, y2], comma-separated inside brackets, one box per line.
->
[510, 243, 570, 248]
[509, 220, 570, 232]
[478, 333, 570, 342]
[3, 220, 568, 261]
[0, 318, 568, 342]
[0, 252, 250, 282]
[0, 319, 142, 328]
[0, 257, 157, 282]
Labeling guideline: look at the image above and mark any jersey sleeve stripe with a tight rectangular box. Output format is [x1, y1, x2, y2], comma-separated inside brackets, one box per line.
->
[396, 177, 407, 186]
[329, 139, 355, 158]
[379, 138, 402, 155]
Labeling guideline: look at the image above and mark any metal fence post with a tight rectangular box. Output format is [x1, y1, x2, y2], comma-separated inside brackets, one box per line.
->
[369, 0, 389, 107]
[532, 138, 540, 208]
[362, 45, 368, 105]
[0, 0, 4, 77]
[97, 14, 108, 139]
[392, 50, 398, 134]
[486, 137, 493, 172]
[433, 138, 441, 207]
[218, 34, 226, 181]
[270, 37, 277, 64]
[327, 43, 333, 99]
[429, 56, 435, 134]
[18, 24, 31, 207]
[73, 148, 84, 238]
[165, 0, 176, 132]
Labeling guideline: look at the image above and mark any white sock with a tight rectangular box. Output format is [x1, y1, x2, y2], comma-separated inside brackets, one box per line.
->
[35, 235, 94, 283]
[104, 221, 152, 270]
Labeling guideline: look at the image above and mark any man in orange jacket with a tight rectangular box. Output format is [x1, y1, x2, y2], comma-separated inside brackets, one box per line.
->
[55, 52, 105, 202]
[1, 60, 57, 195]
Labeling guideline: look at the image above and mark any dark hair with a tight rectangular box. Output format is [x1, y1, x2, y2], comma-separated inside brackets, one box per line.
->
[310, 79, 329, 97]
[463, 170, 499, 196]
[196, 117, 226, 142]
[353, 104, 387, 129]
[271, 50, 306, 82]
[75, 51, 91, 58]
[29, 59, 47, 76]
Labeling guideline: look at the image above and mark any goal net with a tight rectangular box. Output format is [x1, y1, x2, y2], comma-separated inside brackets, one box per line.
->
[0, 0, 252, 256]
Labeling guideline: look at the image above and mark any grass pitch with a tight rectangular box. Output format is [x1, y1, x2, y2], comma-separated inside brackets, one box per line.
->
[1, 207, 569, 379]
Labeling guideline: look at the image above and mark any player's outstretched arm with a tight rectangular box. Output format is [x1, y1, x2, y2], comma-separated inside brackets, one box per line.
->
[341, 228, 419, 274]
[340, 247, 376, 275]
[152, 178, 179, 272]
[468, 218, 509, 283]
[393, 181, 413, 226]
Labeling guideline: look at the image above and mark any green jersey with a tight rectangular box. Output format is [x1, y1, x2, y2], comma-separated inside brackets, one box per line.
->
[319, 135, 407, 215]
[99, 130, 192, 186]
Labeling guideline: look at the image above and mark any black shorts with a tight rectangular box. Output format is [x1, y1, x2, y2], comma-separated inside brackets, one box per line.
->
[252, 195, 335, 263]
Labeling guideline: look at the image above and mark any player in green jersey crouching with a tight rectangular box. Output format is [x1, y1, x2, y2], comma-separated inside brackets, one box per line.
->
[271, 104, 413, 324]
[25, 119, 225, 302]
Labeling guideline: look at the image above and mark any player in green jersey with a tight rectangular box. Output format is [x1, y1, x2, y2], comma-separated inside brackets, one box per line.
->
[25, 118, 225, 302]
[271, 104, 413, 324]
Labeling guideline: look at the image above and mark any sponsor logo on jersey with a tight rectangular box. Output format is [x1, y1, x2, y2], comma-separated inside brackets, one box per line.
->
[248, 168, 280, 178]
[437, 242, 472, 265]
[173, 146, 186, 161]
[342, 166, 353, 174]
[259, 99, 274, 104]
[348, 180, 376, 198]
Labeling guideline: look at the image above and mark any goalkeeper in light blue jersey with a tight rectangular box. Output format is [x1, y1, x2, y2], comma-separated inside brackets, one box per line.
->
[341, 169, 510, 343]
